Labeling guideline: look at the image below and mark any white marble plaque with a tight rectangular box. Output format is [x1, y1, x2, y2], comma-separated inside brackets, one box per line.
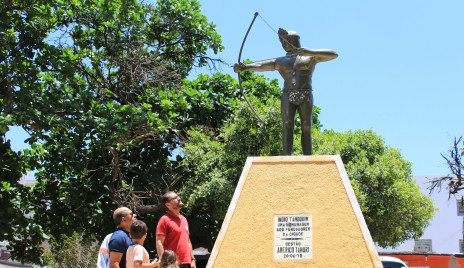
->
[274, 214, 312, 260]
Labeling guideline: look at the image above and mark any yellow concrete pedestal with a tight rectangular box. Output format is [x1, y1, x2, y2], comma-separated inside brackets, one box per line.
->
[207, 155, 382, 268]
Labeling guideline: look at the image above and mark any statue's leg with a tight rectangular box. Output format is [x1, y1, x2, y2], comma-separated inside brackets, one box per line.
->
[281, 92, 297, 155]
[298, 92, 313, 155]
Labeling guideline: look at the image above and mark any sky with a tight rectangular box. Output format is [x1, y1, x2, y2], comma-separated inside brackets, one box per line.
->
[5, 0, 464, 255]
[191, 0, 464, 254]
[193, 0, 464, 178]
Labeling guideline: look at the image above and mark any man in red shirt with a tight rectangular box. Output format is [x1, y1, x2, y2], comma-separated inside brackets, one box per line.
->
[156, 192, 196, 268]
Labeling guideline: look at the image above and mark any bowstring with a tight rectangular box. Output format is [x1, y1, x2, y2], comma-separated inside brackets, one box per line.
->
[258, 13, 279, 35]
[236, 12, 301, 125]
[234, 12, 299, 66]
[258, 13, 299, 51]
[257, 12, 301, 85]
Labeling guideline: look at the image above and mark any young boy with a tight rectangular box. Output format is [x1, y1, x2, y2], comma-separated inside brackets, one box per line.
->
[126, 220, 160, 268]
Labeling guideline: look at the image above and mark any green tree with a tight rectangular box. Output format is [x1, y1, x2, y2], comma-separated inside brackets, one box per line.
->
[1, 0, 224, 263]
[313, 129, 436, 247]
[43, 232, 98, 268]
[181, 94, 283, 247]
[0, 135, 46, 262]
[181, 88, 435, 249]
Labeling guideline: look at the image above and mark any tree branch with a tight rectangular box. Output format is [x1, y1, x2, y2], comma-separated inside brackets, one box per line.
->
[428, 136, 464, 197]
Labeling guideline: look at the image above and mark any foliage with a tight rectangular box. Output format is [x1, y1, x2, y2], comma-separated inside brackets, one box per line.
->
[181, 98, 434, 249]
[43, 232, 98, 268]
[1, 0, 224, 263]
[181, 95, 282, 246]
[313, 129, 436, 248]
[0, 135, 46, 262]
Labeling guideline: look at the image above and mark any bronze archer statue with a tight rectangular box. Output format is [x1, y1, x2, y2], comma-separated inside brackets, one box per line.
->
[234, 28, 338, 155]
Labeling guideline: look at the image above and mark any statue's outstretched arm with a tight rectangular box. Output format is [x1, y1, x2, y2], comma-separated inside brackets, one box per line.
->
[233, 59, 276, 73]
[296, 48, 338, 62]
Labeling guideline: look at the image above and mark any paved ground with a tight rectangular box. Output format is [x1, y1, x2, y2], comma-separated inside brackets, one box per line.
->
[0, 261, 33, 267]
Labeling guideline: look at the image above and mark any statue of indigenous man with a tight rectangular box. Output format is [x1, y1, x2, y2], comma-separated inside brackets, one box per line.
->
[234, 28, 337, 155]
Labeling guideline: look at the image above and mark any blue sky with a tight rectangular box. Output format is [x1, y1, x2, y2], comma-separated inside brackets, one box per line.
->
[192, 0, 464, 253]
[194, 0, 464, 178]
[6, 0, 464, 254]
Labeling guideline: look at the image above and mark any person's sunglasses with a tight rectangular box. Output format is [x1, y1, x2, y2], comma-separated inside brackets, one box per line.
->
[167, 195, 181, 202]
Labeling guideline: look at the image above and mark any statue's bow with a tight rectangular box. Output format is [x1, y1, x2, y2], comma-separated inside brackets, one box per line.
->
[237, 12, 265, 124]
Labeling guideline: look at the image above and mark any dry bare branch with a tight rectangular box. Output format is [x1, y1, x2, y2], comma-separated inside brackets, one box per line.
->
[428, 136, 464, 198]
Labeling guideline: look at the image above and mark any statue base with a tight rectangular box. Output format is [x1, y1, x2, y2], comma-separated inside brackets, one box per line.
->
[207, 155, 382, 268]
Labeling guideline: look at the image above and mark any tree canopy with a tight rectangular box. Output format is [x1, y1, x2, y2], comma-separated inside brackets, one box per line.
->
[313, 129, 435, 247]
[181, 91, 435, 249]
[1, 0, 435, 264]
[1, 0, 225, 263]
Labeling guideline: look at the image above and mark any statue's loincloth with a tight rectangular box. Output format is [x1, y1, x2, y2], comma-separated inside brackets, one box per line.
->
[284, 89, 312, 105]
